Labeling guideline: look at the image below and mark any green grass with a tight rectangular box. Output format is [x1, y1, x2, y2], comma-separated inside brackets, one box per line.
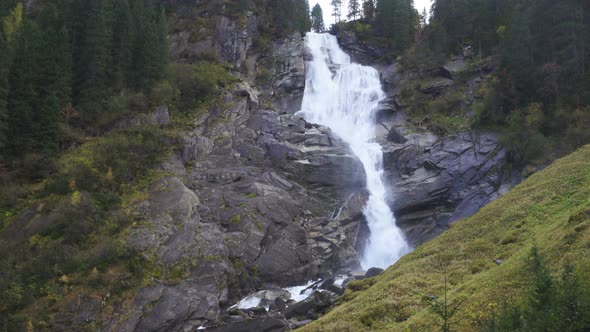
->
[301, 145, 590, 332]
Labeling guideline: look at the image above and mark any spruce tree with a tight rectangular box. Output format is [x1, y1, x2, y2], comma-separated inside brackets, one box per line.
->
[111, 0, 133, 91]
[37, 3, 71, 108]
[76, 0, 114, 123]
[348, 0, 360, 21]
[35, 4, 71, 154]
[330, 0, 342, 24]
[6, 21, 43, 157]
[0, 33, 9, 152]
[295, 0, 312, 33]
[129, 0, 168, 90]
[269, 0, 312, 35]
[311, 3, 325, 32]
[376, 0, 415, 52]
[362, 0, 375, 21]
[37, 94, 60, 154]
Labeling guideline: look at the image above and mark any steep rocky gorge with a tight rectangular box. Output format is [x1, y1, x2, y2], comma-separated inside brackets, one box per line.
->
[117, 3, 519, 330]
[4, 2, 519, 330]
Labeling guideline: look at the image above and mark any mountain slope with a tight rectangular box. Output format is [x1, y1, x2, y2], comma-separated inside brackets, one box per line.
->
[301, 145, 590, 331]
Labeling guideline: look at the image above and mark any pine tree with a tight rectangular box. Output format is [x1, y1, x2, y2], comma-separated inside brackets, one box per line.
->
[376, 0, 415, 52]
[311, 3, 325, 32]
[35, 4, 71, 154]
[37, 3, 71, 108]
[269, 0, 312, 34]
[524, 246, 554, 330]
[0, 33, 9, 152]
[363, 0, 375, 21]
[431, 0, 469, 52]
[420, 7, 427, 28]
[330, 0, 342, 24]
[37, 94, 60, 154]
[111, 0, 133, 91]
[348, 0, 360, 21]
[6, 21, 43, 157]
[76, 0, 114, 123]
[295, 0, 312, 33]
[129, 0, 169, 90]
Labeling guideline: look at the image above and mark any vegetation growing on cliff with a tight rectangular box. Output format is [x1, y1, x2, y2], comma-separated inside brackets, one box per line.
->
[0, 0, 169, 178]
[302, 144, 590, 331]
[337, 0, 590, 168]
[424, 0, 590, 166]
[0, 1, 243, 329]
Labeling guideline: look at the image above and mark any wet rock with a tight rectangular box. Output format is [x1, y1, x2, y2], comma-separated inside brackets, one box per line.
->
[387, 127, 408, 144]
[364, 267, 385, 278]
[275, 297, 287, 311]
[208, 317, 289, 332]
[319, 278, 345, 295]
[284, 291, 334, 320]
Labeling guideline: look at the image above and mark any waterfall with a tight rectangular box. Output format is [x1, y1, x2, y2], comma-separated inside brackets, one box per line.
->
[299, 33, 410, 270]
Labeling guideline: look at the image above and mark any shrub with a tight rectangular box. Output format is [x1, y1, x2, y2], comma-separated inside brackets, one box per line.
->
[149, 80, 178, 110]
[166, 62, 236, 111]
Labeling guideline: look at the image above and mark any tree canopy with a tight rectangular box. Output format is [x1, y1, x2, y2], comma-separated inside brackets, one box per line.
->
[311, 3, 325, 32]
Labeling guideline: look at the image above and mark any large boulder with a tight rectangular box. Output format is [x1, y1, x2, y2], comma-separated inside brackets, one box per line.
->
[208, 316, 289, 332]
[283, 291, 334, 320]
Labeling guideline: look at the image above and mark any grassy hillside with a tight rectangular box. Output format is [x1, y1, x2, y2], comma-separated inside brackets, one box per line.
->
[302, 145, 590, 331]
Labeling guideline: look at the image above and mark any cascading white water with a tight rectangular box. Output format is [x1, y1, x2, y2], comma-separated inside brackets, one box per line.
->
[299, 33, 410, 269]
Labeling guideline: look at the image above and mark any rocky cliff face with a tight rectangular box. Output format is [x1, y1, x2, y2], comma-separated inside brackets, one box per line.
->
[100, 4, 368, 331]
[8, 3, 520, 330]
[335, 29, 520, 244]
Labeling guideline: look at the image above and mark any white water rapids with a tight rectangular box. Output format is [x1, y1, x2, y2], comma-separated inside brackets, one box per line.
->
[299, 33, 410, 269]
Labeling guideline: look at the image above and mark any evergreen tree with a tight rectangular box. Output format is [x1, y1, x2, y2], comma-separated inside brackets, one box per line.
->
[269, 0, 311, 34]
[348, 0, 360, 21]
[0, 33, 9, 152]
[111, 0, 133, 91]
[524, 245, 554, 330]
[293, 0, 312, 33]
[555, 262, 587, 331]
[420, 7, 427, 28]
[311, 3, 325, 32]
[76, 0, 114, 123]
[330, 0, 342, 24]
[430, 0, 469, 52]
[35, 4, 71, 153]
[37, 94, 60, 154]
[362, 0, 375, 21]
[6, 21, 43, 157]
[376, 0, 415, 52]
[37, 3, 71, 108]
[130, 0, 168, 90]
